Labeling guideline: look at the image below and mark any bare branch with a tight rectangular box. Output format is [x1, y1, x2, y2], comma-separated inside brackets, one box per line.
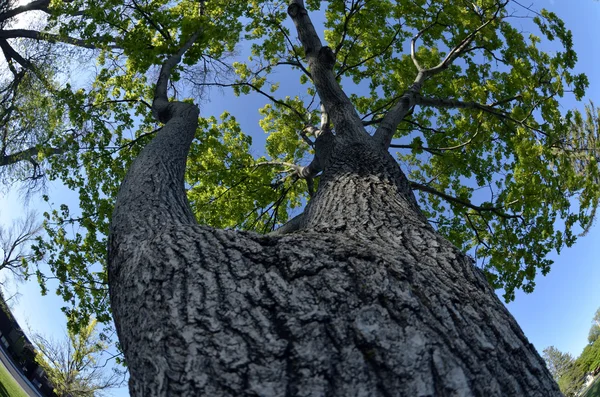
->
[0, 0, 50, 22]
[202, 81, 306, 122]
[416, 94, 550, 137]
[0, 29, 117, 49]
[0, 211, 42, 275]
[410, 181, 522, 220]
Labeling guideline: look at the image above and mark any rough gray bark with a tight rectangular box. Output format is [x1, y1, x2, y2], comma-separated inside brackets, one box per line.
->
[108, 1, 562, 396]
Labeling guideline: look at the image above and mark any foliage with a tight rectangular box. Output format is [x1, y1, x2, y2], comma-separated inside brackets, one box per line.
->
[13, 0, 596, 335]
[590, 308, 600, 344]
[579, 336, 600, 375]
[33, 319, 124, 397]
[558, 361, 587, 397]
[550, 309, 600, 396]
[543, 345, 575, 383]
[0, 0, 104, 189]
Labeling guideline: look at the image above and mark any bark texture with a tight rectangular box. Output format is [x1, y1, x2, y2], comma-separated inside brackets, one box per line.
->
[108, 2, 562, 396]
[110, 142, 561, 396]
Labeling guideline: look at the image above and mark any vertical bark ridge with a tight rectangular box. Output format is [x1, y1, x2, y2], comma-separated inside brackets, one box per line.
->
[301, 139, 429, 236]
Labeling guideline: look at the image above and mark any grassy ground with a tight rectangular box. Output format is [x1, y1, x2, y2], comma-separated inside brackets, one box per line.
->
[0, 360, 28, 397]
[583, 377, 600, 397]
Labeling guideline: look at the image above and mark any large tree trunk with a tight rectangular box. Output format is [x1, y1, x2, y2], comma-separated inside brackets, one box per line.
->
[108, 2, 561, 396]
[109, 137, 560, 396]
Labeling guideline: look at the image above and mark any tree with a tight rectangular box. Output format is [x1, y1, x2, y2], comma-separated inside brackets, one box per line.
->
[0, 211, 41, 283]
[36, 0, 595, 339]
[0, 0, 118, 189]
[104, 0, 586, 394]
[589, 308, 600, 344]
[579, 336, 600, 375]
[557, 362, 586, 397]
[32, 319, 124, 397]
[543, 346, 575, 383]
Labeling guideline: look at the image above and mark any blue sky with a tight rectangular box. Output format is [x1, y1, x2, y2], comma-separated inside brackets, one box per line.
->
[1, 0, 600, 395]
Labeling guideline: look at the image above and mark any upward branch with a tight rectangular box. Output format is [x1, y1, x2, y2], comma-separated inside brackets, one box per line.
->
[110, 30, 203, 243]
[153, 30, 202, 120]
[287, 0, 368, 143]
[373, 1, 508, 149]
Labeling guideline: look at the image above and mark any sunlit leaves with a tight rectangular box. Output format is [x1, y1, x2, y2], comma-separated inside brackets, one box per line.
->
[187, 113, 304, 232]
[32, 0, 597, 332]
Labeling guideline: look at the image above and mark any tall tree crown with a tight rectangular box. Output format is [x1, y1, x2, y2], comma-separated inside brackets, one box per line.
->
[21, 0, 595, 331]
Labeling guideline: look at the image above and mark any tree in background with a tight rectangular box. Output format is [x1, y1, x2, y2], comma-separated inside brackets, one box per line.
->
[32, 319, 124, 397]
[0, 0, 119, 189]
[589, 308, 600, 344]
[543, 346, 576, 383]
[0, 211, 41, 283]
[543, 308, 600, 396]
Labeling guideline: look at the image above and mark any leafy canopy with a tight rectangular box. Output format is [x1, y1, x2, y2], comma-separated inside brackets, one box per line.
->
[27, 0, 596, 333]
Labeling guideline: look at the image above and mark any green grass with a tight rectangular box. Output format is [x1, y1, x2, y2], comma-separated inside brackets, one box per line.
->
[583, 377, 600, 397]
[0, 360, 28, 397]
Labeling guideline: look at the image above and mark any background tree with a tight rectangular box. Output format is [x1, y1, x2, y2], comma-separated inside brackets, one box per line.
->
[0, 211, 41, 284]
[589, 307, 600, 344]
[543, 345, 576, 383]
[0, 0, 118, 189]
[32, 318, 124, 397]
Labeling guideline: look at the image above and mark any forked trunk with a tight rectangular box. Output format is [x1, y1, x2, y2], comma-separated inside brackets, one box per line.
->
[109, 132, 560, 396]
[108, 1, 561, 395]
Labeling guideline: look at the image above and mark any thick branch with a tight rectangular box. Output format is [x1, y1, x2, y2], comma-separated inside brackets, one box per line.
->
[410, 181, 521, 220]
[0, 38, 35, 71]
[287, 0, 368, 142]
[153, 30, 202, 122]
[270, 212, 305, 235]
[0, 29, 115, 49]
[372, 74, 423, 149]
[0, 146, 64, 167]
[0, 0, 50, 22]
[110, 29, 203, 246]
[373, 2, 508, 150]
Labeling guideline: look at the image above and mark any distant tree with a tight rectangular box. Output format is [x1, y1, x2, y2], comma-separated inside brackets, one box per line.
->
[557, 361, 586, 397]
[0, 211, 41, 283]
[543, 346, 576, 383]
[554, 324, 600, 396]
[32, 319, 124, 397]
[589, 308, 600, 344]
[578, 338, 600, 375]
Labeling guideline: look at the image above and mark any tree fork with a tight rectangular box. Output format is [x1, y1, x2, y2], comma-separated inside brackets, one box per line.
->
[108, 4, 563, 397]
